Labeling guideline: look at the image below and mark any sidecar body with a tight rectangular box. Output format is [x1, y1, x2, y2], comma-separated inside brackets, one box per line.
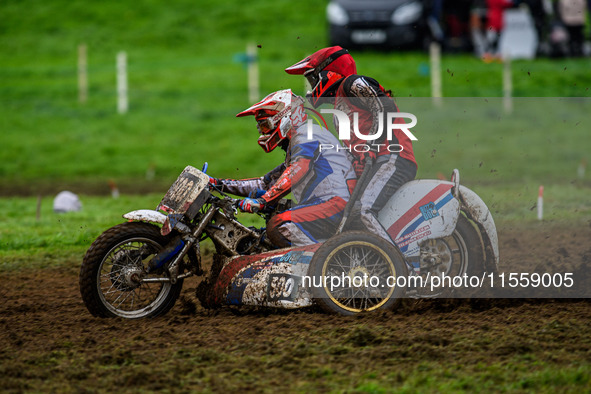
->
[207, 244, 321, 308]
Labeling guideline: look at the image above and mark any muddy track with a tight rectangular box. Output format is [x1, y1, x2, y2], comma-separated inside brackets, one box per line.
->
[1, 223, 591, 391]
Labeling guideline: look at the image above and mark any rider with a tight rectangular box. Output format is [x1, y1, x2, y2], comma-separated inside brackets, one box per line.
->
[209, 89, 356, 248]
[285, 46, 417, 244]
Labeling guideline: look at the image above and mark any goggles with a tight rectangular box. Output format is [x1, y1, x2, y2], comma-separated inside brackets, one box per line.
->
[256, 117, 274, 134]
[304, 69, 320, 91]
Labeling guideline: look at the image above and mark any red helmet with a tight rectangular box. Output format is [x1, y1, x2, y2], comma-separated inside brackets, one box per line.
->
[286, 46, 356, 108]
[237, 90, 306, 153]
[285, 46, 357, 77]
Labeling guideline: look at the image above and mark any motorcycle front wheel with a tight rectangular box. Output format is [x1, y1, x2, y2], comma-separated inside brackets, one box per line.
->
[308, 231, 408, 316]
[79, 222, 183, 318]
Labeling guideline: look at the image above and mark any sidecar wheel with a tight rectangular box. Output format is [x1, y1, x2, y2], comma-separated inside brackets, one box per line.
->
[454, 213, 486, 276]
[308, 231, 407, 316]
[419, 213, 485, 278]
[413, 213, 486, 297]
[79, 222, 183, 319]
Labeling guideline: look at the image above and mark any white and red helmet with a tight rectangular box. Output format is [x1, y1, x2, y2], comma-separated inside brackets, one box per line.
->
[237, 90, 306, 153]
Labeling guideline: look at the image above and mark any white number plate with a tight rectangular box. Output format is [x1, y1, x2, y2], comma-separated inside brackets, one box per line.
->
[351, 30, 387, 44]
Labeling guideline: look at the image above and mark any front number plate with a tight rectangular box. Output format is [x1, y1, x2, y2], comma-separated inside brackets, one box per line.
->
[351, 30, 387, 44]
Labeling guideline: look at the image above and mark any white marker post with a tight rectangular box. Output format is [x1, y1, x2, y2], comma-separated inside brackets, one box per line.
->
[78, 44, 88, 103]
[578, 158, 587, 179]
[429, 42, 442, 107]
[537, 185, 543, 220]
[36, 195, 42, 221]
[247, 43, 259, 103]
[117, 51, 128, 114]
[503, 55, 513, 114]
[109, 180, 120, 199]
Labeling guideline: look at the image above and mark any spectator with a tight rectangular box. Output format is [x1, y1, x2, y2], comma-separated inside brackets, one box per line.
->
[589, 0, 591, 39]
[444, 0, 474, 51]
[483, 0, 516, 61]
[470, 0, 489, 57]
[522, 0, 551, 51]
[427, 0, 445, 43]
[558, 0, 587, 56]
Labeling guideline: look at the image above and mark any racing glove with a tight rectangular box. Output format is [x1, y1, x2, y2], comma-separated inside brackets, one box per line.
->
[208, 177, 221, 190]
[238, 197, 265, 213]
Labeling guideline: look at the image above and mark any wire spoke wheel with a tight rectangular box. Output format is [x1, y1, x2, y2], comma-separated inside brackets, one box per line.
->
[309, 232, 407, 315]
[323, 241, 396, 312]
[97, 238, 172, 318]
[80, 222, 183, 318]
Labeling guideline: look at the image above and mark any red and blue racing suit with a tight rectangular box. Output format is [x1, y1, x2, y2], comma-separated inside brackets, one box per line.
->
[216, 122, 356, 247]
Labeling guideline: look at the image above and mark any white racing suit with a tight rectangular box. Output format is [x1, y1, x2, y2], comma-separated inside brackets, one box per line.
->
[334, 75, 418, 244]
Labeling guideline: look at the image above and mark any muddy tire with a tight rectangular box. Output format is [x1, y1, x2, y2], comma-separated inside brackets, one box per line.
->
[79, 222, 183, 318]
[414, 214, 486, 297]
[419, 214, 485, 278]
[455, 214, 486, 276]
[308, 231, 408, 316]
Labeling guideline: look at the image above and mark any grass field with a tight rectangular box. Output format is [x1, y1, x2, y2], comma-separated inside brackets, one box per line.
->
[2, 1, 589, 263]
[1, 1, 591, 392]
[2, 0, 590, 193]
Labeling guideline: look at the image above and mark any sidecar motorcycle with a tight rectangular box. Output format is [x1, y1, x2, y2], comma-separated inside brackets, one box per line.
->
[80, 165, 498, 318]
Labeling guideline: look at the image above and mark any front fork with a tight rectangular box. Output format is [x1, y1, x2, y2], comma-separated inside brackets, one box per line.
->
[140, 236, 199, 285]
[143, 206, 217, 284]
[165, 236, 200, 284]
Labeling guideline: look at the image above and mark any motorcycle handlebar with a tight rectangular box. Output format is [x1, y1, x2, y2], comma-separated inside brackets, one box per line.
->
[213, 196, 267, 215]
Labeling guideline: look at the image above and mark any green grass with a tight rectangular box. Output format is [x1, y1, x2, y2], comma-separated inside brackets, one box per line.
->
[0, 193, 269, 271]
[0, 194, 158, 270]
[406, 97, 591, 184]
[1, 0, 591, 193]
[1, 176, 588, 271]
[1, 0, 590, 267]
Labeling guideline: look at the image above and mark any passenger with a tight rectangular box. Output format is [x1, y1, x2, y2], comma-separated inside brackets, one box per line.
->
[286, 47, 417, 245]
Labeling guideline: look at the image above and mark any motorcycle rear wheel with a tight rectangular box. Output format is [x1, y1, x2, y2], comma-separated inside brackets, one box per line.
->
[309, 231, 408, 315]
[79, 222, 183, 318]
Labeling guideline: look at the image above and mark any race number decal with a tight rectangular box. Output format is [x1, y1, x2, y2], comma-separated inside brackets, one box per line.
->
[267, 274, 300, 302]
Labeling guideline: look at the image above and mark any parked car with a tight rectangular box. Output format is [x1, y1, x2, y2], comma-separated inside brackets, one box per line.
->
[326, 0, 430, 49]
